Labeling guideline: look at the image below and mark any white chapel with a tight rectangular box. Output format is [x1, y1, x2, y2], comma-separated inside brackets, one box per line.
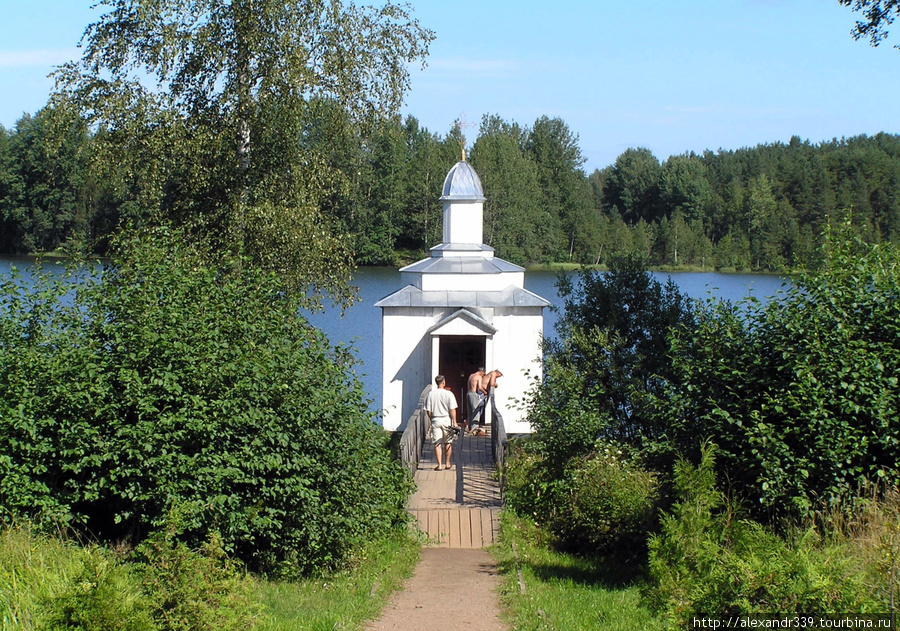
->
[375, 159, 550, 434]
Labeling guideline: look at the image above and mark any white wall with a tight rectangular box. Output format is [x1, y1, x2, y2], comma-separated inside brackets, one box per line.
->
[380, 309, 432, 431]
[418, 272, 525, 292]
[382, 304, 544, 434]
[488, 308, 544, 433]
[443, 201, 483, 244]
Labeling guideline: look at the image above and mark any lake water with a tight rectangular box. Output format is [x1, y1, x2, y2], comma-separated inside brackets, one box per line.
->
[0, 257, 787, 413]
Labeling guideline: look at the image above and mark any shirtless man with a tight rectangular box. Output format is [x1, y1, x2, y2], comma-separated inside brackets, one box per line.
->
[472, 369, 502, 436]
[465, 367, 486, 434]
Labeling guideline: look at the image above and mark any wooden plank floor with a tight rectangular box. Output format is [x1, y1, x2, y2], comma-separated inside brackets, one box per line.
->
[408, 427, 502, 548]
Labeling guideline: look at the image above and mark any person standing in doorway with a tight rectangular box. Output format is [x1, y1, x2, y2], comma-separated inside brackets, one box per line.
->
[466, 367, 486, 435]
[425, 374, 459, 470]
[473, 370, 503, 436]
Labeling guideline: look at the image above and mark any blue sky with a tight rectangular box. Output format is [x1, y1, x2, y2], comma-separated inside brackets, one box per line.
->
[2, 0, 898, 172]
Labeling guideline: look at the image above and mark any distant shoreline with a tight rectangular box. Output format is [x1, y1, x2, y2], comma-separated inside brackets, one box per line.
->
[522, 262, 787, 275]
[0, 253, 787, 277]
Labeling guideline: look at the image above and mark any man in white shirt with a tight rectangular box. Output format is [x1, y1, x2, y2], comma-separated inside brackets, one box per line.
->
[424, 374, 459, 471]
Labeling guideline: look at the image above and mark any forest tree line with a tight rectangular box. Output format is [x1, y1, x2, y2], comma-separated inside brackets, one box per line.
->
[2, 101, 900, 271]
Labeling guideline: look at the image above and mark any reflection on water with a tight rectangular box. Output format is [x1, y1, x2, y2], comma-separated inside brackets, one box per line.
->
[0, 258, 788, 413]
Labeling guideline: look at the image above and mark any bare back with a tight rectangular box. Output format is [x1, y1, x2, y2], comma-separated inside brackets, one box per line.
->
[467, 371, 484, 393]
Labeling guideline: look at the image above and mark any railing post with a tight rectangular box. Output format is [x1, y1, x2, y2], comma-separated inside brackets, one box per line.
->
[398, 384, 432, 476]
[487, 388, 508, 500]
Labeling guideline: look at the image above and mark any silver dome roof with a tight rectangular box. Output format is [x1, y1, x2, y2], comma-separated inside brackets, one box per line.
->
[440, 161, 486, 201]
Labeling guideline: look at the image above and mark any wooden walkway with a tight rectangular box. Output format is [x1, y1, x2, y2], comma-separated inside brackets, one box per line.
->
[408, 427, 502, 548]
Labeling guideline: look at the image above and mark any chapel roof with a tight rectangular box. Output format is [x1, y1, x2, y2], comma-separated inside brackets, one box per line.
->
[440, 160, 486, 201]
[399, 255, 522, 275]
[374, 285, 551, 309]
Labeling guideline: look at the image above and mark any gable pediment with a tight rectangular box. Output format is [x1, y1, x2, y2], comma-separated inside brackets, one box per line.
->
[427, 308, 496, 337]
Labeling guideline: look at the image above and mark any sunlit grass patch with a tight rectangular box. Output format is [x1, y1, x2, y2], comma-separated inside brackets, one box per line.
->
[0, 523, 82, 630]
[2, 523, 420, 631]
[494, 512, 663, 631]
[0, 524, 149, 631]
[254, 532, 420, 631]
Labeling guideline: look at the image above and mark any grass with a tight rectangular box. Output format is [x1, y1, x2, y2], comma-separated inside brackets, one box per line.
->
[1, 523, 421, 631]
[0, 523, 83, 630]
[493, 512, 663, 631]
[247, 532, 421, 631]
[0, 523, 147, 631]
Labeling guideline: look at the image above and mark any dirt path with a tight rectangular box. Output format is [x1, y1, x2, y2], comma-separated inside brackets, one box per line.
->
[364, 548, 509, 631]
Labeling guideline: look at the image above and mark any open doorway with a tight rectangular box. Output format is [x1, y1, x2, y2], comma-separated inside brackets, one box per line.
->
[438, 336, 486, 414]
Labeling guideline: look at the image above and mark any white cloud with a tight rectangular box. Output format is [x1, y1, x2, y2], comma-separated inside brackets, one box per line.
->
[0, 49, 76, 69]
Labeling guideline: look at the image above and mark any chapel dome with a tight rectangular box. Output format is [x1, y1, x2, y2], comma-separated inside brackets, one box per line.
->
[440, 160, 486, 201]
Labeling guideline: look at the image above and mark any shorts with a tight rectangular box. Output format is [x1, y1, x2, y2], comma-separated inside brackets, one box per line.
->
[431, 418, 451, 444]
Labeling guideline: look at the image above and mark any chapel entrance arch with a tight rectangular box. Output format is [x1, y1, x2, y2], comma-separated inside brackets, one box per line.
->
[438, 336, 486, 412]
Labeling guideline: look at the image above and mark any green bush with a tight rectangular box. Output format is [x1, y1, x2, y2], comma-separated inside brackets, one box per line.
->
[647, 443, 882, 626]
[133, 509, 257, 631]
[557, 443, 658, 554]
[667, 221, 900, 519]
[503, 439, 561, 525]
[0, 227, 412, 575]
[505, 440, 658, 555]
[508, 257, 691, 554]
[533, 255, 695, 456]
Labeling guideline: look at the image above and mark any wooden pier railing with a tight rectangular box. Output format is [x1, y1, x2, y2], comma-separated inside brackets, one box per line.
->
[398, 385, 431, 477]
[487, 388, 508, 498]
[398, 384, 509, 478]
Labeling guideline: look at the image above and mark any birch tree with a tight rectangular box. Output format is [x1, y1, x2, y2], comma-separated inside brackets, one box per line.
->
[54, 0, 433, 307]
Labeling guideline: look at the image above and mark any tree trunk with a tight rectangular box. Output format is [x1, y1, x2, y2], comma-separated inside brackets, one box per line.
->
[234, 1, 252, 244]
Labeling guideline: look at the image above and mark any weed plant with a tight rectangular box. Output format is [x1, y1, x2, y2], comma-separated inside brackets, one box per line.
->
[505, 439, 658, 555]
[813, 485, 900, 614]
[1, 523, 151, 630]
[132, 509, 259, 631]
[647, 443, 889, 626]
[2, 513, 258, 631]
[2, 522, 420, 631]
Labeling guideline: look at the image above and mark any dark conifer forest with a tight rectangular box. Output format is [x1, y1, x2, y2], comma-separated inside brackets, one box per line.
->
[3, 103, 899, 272]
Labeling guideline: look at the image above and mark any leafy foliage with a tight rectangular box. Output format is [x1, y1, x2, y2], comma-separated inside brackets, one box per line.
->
[503, 442, 565, 535]
[44, 552, 157, 631]
[0, 105, 98, 255]
[526, 116, 596, 262]
[133, 509, 258, 631]
[1, 524, 155, 631]
[6, 88, 900, 273]
[667, 220, 900, 519]
[503, 224, 900, 615]
[647, 443, 882, 625]
[470, 115, 552, 265]
[495, 513, 665, 631]
[527, 255, 695, 468]
[557, 444, 659, 553]
[839, 0, 900, 48]
[505, 439, 659, 556]
[0, 227, 412, 575]
[3, 518, 422, 631]
[505, 256, 691, 554]
[48, 0, 433, 308]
